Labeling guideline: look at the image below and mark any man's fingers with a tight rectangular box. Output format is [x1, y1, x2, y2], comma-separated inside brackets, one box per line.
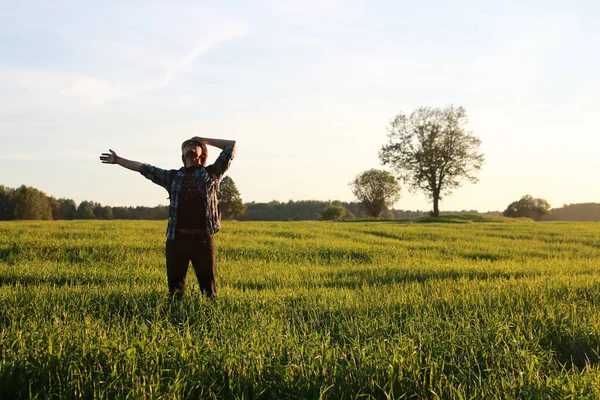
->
[100, 152, 115, 163]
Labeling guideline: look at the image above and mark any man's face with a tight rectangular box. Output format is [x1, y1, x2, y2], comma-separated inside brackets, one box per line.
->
[183, 141, 202, 158]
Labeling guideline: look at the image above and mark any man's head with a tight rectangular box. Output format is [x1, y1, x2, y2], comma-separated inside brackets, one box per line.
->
[181, 139, 208, 167]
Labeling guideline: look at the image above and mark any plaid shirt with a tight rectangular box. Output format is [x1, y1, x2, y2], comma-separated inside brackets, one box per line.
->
[139, 146, 234, 240]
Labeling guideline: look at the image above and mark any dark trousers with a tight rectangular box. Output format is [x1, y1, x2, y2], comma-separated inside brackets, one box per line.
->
[165, 233, 216, 297]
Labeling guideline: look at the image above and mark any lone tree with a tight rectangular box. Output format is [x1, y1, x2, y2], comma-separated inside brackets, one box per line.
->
[218, 176, 246, 219]
[379, 105, 484, 217]
[503, 195, 550, 221]
[350, 169, 400, 218]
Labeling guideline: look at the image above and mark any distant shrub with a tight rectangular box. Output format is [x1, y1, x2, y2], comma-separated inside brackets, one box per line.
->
[322, 205, 345, 221]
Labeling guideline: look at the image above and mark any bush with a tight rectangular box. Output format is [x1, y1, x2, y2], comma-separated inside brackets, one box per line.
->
[322, 205, 345, 221]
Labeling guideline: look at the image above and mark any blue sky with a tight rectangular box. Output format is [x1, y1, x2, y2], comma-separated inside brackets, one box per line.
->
[1, 0, 599, 212]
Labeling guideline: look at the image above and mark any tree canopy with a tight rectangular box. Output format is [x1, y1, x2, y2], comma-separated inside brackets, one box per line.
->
[503, 195, 551, 221]
[77, 201, 96, 219]
[0, 185, 17, 220]
[13, 185, 52, 220]
[349, 169, 401, 218]
[218, 176, 246, 220]
[379, 105, 484, 217]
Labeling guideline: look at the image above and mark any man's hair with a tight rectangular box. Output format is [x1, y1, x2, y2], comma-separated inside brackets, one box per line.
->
[182, 141, 208, 166]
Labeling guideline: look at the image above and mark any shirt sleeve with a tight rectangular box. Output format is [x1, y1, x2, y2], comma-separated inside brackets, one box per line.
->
[139, 164, 172, 191]
[208, 146, 234, 179]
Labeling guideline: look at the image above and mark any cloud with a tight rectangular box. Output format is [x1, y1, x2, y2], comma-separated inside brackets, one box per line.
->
[155, 23, 248, 89]
[60, 77, 124, 106]
[0, 66, 130, 109]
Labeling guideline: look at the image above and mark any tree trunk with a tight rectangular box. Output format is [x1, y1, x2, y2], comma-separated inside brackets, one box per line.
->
[432, 192, 440, 217]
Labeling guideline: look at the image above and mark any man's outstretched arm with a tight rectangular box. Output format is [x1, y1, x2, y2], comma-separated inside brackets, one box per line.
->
[100, 149, 171, 190]
[100, 149, 142, 172]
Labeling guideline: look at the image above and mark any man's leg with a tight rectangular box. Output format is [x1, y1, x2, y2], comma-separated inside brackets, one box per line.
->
[165, 239, 190, 294]
[189, 234, 217, 297]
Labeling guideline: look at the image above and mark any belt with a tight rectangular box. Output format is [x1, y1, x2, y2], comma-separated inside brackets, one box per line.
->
[176, 228, 206, 235]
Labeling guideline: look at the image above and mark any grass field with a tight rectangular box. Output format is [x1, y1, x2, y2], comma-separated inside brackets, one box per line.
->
[1, 219, 599, 399]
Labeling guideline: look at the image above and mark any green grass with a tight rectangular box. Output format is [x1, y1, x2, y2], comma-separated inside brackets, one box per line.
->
[1, 220, 600, 399]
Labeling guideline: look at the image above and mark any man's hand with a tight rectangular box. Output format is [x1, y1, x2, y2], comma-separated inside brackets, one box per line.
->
[100, 149, 119, 164]
[99, 149, 142, 172]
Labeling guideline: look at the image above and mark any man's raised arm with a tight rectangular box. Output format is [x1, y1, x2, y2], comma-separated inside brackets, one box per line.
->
[191, 137, 237, 157]
[99, 149, 142, 172]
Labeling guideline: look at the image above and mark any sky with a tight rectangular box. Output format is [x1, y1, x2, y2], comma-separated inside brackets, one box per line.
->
[1, 0, 599, 212]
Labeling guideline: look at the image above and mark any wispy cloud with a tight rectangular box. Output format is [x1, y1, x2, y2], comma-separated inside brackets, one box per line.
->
[155, 23, 248, 89]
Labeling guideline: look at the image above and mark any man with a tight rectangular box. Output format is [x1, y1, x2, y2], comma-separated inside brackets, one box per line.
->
[99, 136, 236, 297]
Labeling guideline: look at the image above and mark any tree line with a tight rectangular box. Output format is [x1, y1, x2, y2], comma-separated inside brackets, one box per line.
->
[238, 200, 430, 221]
[0, 184, 431, 221]
[4, 183, 598, 222]
[543, 203, 600, 221]
[0, 185, 169, 221]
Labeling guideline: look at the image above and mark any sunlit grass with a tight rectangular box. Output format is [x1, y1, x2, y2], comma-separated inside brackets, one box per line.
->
[1, 220, 600, 398]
